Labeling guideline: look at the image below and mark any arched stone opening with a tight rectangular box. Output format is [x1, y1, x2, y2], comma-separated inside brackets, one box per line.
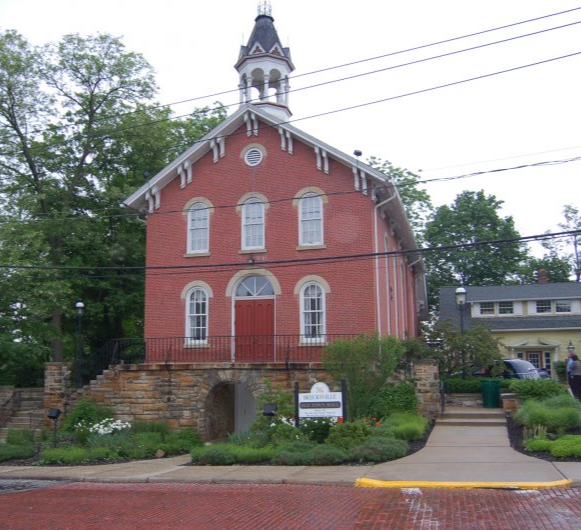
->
[205, 379, 258, 440]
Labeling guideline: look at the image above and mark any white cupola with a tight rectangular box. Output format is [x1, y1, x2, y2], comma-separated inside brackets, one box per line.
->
[235, 2, 295, 121]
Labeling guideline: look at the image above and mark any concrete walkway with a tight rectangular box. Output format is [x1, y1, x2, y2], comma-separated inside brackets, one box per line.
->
[1, 408, 581, 489]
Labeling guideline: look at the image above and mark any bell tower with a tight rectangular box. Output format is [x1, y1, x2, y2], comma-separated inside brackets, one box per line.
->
[235, 2, 295, 121]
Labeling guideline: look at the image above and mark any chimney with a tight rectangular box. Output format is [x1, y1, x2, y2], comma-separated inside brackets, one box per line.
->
[537, 268, 549, 284]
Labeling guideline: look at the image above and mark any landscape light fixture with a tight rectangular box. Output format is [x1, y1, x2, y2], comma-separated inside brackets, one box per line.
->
[47, 408, 62, 448]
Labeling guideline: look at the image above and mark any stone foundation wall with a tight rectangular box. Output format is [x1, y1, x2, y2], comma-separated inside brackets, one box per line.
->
[81, 363, 335, 439]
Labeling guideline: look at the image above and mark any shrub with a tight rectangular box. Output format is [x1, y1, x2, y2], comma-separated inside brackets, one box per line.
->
[381, 413, 428, 441]
[6, 428, 34, 447]
[191, 444, 275, 465]
[0, 444, 35, 462]
[62, 399, 114, 433]
[40, 446, 118, 465]
[227, 431, 269, 448]
[524, 438, 555, 453]
[268, 423, 308, 447]
[325, 420, 372, 450]
[515, 399, 581, 433]
[162, 429, 204, 454]
[272, 442, 346, 465]
[443, 377, 483, 393]
[348, 436, 408, 463]
[550, 435, 581, 458]
[130, 421, 170, 436]
[508, 379, 567, 401]
[299, 418, 334, 444]
[370, 382, 418, 417]
[250, 380, 295, 433]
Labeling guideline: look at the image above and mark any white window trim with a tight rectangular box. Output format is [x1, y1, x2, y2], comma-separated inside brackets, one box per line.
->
[185, 287, 209, 345]
[298, 193, 324, 246]
[187, 203, 210, 254]
[299, 282, 326, 344]
[241, 198, 265, 251]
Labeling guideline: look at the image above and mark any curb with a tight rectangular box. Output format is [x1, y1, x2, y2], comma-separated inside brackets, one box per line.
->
[355, 478, 573, 490]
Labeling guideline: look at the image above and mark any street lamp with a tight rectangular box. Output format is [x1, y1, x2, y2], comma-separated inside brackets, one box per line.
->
[455, 286, 468, 378]
[75, 300, 84, 388]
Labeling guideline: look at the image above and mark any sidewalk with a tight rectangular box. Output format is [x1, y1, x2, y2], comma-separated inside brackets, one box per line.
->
[2, 415, 581, 489]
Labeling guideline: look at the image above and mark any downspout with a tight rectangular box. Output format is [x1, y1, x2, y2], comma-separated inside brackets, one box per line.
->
[374, 189, 397, 336]
[408, 256, 424, 334]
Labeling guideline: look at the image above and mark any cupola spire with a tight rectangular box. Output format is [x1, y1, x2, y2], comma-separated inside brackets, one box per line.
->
[235, 3, 295, 121]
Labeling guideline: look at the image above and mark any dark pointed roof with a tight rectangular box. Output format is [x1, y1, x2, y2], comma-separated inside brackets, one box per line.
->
[237, 14, 292, 63]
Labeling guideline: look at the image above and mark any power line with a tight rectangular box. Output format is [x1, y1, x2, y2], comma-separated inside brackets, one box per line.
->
[0, 229, 577, 274]
[3, 12, 579, 151]
[2, 153, 580, 224]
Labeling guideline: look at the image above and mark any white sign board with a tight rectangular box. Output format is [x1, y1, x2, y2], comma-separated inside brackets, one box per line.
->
[298, 382, 343, 418]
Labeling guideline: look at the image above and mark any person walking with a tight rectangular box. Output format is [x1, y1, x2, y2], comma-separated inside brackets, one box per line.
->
[569, 354, 581, 400]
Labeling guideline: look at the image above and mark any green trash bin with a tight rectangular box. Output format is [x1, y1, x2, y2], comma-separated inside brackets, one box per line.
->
[481, 379, 501, 408]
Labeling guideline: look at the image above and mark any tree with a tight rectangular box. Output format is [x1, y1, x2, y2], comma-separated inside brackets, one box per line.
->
[537, 204, 581, 282]
[367, 157, 433, 239]
[425, 321, 504, 378]
[512, 254, 572, 284]
[322, 334, 405, 419]
[0, 29, 226, 368]
[424, 190, 528, 307]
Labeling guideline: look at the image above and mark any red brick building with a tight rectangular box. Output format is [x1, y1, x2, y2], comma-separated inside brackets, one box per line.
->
[124, 7, 427, 364]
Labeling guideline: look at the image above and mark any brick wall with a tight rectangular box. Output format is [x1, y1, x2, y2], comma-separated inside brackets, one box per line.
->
[144, 120, 420, 346]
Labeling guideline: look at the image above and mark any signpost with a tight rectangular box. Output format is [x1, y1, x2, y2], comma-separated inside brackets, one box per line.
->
[295, 381, 346, 426]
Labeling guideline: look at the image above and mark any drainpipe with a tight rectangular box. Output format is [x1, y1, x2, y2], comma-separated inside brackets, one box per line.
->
[374, 188, 398, 336]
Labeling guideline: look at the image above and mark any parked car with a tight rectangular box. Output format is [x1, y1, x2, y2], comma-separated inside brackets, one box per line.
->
[501, 359, 541, 380]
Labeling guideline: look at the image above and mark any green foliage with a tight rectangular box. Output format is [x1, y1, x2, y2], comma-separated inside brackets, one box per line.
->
[323, 334, 404, 418]
[381, 413, 429, 441]
[251, 380, 295, 433]
[424, 190, 528, 309]
[272, 442, 347, 465]
[443, 377, 483, 393]
[162, 429, 203, 452]
[347, 436, 408, 463]
[325, 420, 373, 450]
[524, 437, 555, 453]
[130, 421, 170, 436]
[0, 444, 35, 461]
[550, 435, 581, 458]
[191, 444, 276, 465]
[508, 379, 568, 401]
[40, 446, 119, 465]
[553, 361, 568, 383]
[426, 321, 504, 378]
[5, 428, 34, 447]
[268, 423, 308, 447]
[299, 418, 334, 443]
[514, 397, 581, 433]
[369, 382, 417, 417]
[62, 399, 114, 434]
[227, 430, 269, 449]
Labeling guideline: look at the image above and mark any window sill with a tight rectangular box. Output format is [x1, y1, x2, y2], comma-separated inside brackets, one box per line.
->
[184, 252, 211, 258]
[296, 244, 326, 251]
[299, 339, 327, 346]
[239, 249, 267, 254]
[184, 341, 210, 348]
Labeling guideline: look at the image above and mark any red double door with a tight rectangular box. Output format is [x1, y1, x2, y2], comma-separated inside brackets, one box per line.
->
[234, 299, 275, 362]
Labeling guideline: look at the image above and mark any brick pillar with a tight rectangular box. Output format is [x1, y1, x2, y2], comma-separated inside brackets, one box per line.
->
[43, 362, 72, 427]
[413, 360, 440, 419]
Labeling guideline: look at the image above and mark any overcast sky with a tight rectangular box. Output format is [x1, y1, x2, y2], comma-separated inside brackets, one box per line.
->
[1, 0, 579, 252]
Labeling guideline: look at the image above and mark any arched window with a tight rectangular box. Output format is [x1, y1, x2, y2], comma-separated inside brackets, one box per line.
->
[242, 198, 265, 250]
[186, 288, 208, 343]
[300, 282, 326, 342]
[299, 193, 323, 246]
[187, 202, 209, 253]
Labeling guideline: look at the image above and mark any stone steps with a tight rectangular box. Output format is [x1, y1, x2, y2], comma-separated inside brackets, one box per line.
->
[437, 406, 506, 427]
[0, 388, 45, 442]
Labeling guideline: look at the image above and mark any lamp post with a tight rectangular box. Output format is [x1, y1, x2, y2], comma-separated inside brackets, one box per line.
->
[75, 300, 84, 388]
[455, 286, 467, 379]
[567, 341, 575, 356]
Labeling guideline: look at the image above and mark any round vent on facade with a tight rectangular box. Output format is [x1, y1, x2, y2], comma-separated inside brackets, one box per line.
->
[244, 148, 263, 166]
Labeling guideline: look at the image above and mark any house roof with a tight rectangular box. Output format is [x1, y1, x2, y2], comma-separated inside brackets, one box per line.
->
[439, 283, 581, 332]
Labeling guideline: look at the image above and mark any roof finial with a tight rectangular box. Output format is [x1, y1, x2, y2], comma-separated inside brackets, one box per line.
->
[257, 1, 272, 17]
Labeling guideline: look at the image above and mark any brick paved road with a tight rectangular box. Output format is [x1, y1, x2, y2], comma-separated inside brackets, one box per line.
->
[2, 482, 581, 529]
